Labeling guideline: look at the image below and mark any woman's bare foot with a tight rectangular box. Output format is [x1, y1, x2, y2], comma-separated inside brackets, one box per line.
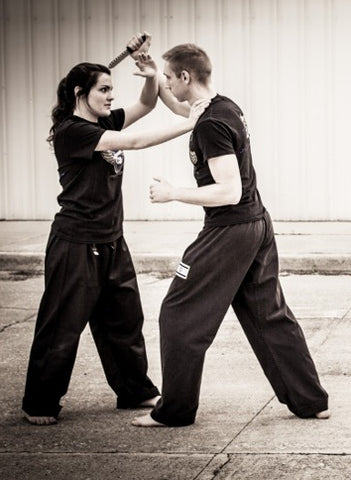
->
[132, 413, 166, 427]
[315, 409, 330, 419]
[23, 410, 57, 426]
[137, 395, 161, 408]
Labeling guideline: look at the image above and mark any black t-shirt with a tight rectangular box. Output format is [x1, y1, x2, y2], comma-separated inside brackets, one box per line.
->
[190, 94, 265, 226]
[51, 109, 125, 243]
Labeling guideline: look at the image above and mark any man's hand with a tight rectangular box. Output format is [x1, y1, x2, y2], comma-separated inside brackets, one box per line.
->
[134, 52, 157, 78]
[149, 177, 174, 203]
[128, 31, 151, 60]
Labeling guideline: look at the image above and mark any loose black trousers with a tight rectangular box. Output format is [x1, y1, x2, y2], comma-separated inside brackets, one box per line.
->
[22, 233, 159, 417]
[151, 212, 328, 426]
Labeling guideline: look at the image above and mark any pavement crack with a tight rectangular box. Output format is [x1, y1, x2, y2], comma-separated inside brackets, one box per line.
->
[192, 453, 231, 480]
[191, 397, 277, 480]
[219, 396, 276, 453]
[0, 313, 36, 333]
[209, 454, 231, 479]
[317, 316, 346, 347]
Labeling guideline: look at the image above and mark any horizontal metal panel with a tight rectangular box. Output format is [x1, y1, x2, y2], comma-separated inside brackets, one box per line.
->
[0, 0, 350, 220]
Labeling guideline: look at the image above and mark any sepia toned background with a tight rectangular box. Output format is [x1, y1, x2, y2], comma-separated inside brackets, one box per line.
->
[0, 0, 350, 221]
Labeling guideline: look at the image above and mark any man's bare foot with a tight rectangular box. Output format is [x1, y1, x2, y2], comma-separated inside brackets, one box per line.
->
[23, 410, 57, 426]
[137, 395, 161, 408]
[315, 409, 330, 419]
[132, 413, 166, 427]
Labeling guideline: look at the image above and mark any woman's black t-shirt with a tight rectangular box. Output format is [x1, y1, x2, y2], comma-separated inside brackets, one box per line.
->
[51, 109, 125, 243]
[190, 94, 265, 226]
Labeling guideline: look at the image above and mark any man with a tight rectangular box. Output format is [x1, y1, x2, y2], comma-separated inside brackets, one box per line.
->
[132, 44, 330, 427]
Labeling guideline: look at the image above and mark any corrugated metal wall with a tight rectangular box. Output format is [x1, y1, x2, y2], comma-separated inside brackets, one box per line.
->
[1, 0, 350, 220]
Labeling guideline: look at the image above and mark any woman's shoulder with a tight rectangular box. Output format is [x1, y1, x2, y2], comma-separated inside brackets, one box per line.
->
[99, 108, 125, 131]
[56, 115, 99, 136]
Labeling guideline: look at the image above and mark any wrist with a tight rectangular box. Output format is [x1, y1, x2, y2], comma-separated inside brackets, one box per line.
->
[171, 186, 180, 202]
[185, 118, 195, 130]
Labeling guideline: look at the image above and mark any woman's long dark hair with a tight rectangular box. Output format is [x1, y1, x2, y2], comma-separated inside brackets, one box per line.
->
[47, 62, 110, 144]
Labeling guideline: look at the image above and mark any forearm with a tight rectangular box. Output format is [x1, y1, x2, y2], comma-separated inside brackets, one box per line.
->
[150, 155, 242, 206]
[158, 73, 190, 117]
[139, 75, 158, 111]
[96, 119, 193, 151]
[170, 182, 241, 207]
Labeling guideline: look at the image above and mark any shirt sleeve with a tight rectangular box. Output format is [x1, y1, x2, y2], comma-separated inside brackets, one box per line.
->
[195, 119, 236, 162]
[64, 121, 106, 161]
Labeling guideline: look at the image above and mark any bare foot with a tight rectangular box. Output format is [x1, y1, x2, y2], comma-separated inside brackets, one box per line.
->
[315, 409, 330, 419]
[137, 395, 161, 408]
[132, 413, 166, 427]
[23, 410, 57, 426]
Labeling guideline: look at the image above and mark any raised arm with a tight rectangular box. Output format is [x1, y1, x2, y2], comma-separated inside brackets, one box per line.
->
[158, 72, 191, 118]
[96, 99, 209, 151]
[122, 32, 159, 128]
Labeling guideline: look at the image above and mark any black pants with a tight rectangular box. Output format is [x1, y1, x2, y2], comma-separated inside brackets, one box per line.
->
[22, 233, 159, 417]
[151, 212, 328, 426]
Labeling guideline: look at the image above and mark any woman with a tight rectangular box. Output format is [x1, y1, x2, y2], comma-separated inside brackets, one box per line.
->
[22, 33, 208, 425]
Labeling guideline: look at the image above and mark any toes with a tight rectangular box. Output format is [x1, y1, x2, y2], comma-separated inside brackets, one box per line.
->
[131, 417, 141, 426]
[315, 409, 330, 419]
[131, 414, 166, 427]
[23, 411, 57, 425]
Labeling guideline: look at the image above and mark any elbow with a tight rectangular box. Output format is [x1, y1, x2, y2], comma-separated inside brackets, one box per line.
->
[129, 137, 152, 150]
[143, 104, 156, 114]
[227, 184, 242, 205]
[232, 188, 242, 205]
[128, 140, 144, 150]
[141, 99, 157, 113]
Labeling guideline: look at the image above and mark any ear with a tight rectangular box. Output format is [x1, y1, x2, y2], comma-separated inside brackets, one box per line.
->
[181, 70, 191, 84]
[74, 86, 82, 97]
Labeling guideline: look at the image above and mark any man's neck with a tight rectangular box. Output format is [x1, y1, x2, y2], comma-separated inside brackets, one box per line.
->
[188, 84, 217, 106]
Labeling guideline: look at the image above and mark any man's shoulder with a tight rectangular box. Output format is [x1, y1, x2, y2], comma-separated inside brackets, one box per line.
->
[212, 94, 242, 113]
[195, 94, 240, 128]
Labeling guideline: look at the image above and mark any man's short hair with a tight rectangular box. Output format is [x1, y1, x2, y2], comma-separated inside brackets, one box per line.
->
[162, 44, 212, 84]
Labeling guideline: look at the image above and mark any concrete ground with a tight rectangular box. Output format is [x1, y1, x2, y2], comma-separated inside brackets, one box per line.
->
[1, 220, 351, 275]
[0, 220, 351, 479]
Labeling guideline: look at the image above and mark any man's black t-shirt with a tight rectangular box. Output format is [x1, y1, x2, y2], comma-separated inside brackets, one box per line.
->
[51, 109, 125, 243]
[190, 94, 265, 226]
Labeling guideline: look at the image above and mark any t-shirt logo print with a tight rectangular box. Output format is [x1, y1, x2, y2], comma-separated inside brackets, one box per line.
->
[189, 150, 198, 165]
[101, 149, 125, 175]
[189, 133, 198, 164]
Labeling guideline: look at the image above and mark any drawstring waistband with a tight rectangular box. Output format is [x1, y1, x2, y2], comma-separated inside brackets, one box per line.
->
[91, 242, 116, 256]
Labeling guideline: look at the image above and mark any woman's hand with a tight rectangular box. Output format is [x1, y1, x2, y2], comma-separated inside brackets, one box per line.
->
[188, 98, 211, 126]
[134, 52, 158, 78]
[128, 31, 152, 59]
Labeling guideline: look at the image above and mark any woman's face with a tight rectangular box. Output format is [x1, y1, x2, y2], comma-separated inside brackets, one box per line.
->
[84, 73, 114, 119]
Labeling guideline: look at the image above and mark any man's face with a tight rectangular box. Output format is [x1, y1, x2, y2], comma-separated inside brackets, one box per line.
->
[163, 61, 189, 103]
